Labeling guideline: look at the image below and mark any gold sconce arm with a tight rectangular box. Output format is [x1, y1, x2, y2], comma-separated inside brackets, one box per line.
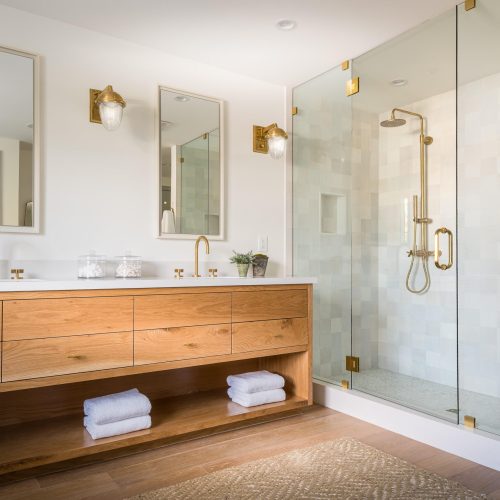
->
[434, 227, 453, 270]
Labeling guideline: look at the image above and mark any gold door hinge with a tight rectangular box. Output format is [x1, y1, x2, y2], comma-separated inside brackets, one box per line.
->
[346, 77, 359, 97]
[341, 60, 349, 71]
[291, 106, 298, 116]
[341, 379, 349, 390]
[465, 0, 476, 11]
[180, 157, 184, 163]
[464, 415, 476, 429]
[346, 356, 360, 372]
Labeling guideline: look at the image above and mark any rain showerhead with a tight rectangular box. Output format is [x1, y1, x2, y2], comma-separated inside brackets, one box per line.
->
[380, 117, 407, 128]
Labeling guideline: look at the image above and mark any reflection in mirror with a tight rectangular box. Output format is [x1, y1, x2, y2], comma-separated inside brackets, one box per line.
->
[0, 47, 38, 232]
[159, 88, 223, 238]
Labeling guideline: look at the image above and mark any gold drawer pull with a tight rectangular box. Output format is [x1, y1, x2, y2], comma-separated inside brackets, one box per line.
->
[434, 227, 453, 270]
[67, 354, 86, 360]
[274, 334, 284, 339]
[184, 343, 198, 348]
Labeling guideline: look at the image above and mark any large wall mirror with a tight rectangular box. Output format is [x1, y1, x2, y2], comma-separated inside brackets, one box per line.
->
[158, 87, 224, 239]
[0, 46, 39, 233]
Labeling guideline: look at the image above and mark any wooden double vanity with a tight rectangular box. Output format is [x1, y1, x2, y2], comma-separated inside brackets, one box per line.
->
[0, 278, 313, 482]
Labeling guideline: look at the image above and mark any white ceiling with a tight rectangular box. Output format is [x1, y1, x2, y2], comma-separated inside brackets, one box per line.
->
[0, 50, 33, 143]
[160, 89, 219, 146]
[0, 0, 461, 86]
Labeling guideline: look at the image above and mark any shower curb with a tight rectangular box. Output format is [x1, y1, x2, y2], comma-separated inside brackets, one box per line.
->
[314, 380, 500, 471]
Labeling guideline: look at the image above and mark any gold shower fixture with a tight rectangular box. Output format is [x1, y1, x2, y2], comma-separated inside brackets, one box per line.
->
[380, 108, 453, 294]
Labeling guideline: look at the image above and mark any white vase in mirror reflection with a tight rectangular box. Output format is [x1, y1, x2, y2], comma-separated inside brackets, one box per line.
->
[161, 209, 176, 233]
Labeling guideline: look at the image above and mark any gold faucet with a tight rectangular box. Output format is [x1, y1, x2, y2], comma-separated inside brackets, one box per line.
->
[194, 235, 210, 277]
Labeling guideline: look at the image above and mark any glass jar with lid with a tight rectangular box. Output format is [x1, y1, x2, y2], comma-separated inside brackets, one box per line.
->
[78, 253, 106, 279]
[115, 254, 142, 278]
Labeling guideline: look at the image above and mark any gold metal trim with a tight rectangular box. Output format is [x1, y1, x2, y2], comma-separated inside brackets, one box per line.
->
[346, 356, 360, 373]
[346, 77, 359, 96]
[291, 106, 298, 116]
[434, 227, 453, 270]
[465, 0, 476, 11]
[341, 379, 349, 390]
[341, 60, 349, 71]
[89, 89, 102, 124]
[464, 415, 476, 429]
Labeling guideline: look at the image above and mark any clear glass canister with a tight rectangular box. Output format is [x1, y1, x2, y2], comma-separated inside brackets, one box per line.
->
[115, 255, 142, 278]
[78, 254, 106, 279]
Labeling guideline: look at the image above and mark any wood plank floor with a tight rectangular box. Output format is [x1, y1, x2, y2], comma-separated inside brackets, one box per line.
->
[1, 405, 499, 500]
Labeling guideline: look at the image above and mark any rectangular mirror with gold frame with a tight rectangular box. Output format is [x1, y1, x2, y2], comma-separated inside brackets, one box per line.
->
[0, 46, 39, 233]
[158, 86, 224, 239]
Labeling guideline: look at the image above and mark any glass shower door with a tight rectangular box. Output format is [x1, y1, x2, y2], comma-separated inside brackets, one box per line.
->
[349, 9, 459, 422]
[457, 0, 500, 435]
[292, 66, 352, 387]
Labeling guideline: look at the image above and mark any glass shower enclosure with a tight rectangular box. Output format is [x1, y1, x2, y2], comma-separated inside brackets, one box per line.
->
[293, 0, 500, 436]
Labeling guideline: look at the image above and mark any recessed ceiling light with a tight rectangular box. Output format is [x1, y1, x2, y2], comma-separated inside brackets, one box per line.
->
[174, 95, 189, 102]
[276, 19, 296, 31]
[391, 79, 408, 87]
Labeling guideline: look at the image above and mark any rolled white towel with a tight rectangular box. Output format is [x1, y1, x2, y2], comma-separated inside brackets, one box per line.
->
[228, 387, 286, 407]
[83, 388, 152, 425]
[84, 415, 152, 440]
[227, 370, 284, 394]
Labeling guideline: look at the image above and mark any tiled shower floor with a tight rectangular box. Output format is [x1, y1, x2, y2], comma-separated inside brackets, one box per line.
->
[329, 368, 500, 435]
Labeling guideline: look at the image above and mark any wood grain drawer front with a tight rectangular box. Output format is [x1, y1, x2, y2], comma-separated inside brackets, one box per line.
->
[2, 332, 133, 382]
[232, 289, 308, 323]
[232, 318, 308, 354]
[134, 293, 231, 330]
[134, 325, 231, 365]
[3, 297, 133, 341]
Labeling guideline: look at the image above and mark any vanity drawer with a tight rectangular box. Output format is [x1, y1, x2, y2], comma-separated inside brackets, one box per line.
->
[3, 297, 133, 341]
[232, 318, 308, 353]
[134, 293, 231, 330]
[2, 331, 133, 382]
[134, 324, 231, 365]
[231, 289, 308, 323]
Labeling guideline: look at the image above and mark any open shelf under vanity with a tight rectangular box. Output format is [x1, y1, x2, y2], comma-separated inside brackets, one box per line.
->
[0, 283, 313, 483]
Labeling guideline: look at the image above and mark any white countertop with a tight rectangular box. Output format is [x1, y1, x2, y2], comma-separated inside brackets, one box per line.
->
[0, 276, 317, 292]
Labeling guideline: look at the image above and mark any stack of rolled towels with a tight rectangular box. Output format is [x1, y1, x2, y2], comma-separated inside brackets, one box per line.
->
[227, 370, 286, 407]
[83, 388, 152, 440]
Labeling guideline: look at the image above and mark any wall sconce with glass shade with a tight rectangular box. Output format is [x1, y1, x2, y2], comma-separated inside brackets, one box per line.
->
[89, 85, 126, 131]
[253, 123, 288, 159]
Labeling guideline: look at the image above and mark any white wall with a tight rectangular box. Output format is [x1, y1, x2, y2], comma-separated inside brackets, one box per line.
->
[0, 5, 287, 278]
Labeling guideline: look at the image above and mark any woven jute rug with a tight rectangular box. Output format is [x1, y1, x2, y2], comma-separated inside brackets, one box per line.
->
[129, 437, 486, 499]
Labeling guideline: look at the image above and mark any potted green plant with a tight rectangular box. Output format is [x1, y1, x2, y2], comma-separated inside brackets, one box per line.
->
[252, 253, 269, 277]
[229, 250, 255, 277]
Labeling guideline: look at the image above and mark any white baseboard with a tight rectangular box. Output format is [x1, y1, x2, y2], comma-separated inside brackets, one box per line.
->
[314, 380, 500, 471]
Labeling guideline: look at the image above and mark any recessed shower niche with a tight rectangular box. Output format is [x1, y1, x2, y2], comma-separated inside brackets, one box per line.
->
[320, 193, 346, 235]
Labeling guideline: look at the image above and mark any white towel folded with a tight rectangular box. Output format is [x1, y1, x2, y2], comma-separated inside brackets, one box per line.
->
[83, 388, 152, 425]
[84, 415, 151, 440]
[227, 370, 285, 394]
[227, 387, 286, 407]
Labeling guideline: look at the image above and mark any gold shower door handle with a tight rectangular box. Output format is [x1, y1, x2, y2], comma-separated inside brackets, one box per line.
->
[434, 227, 453, 270]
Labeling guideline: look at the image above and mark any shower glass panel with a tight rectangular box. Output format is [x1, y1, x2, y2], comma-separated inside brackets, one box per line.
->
[292, 66, 352, 387]
[349, 10, 458, 421]
[458, 0, 500, 436]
